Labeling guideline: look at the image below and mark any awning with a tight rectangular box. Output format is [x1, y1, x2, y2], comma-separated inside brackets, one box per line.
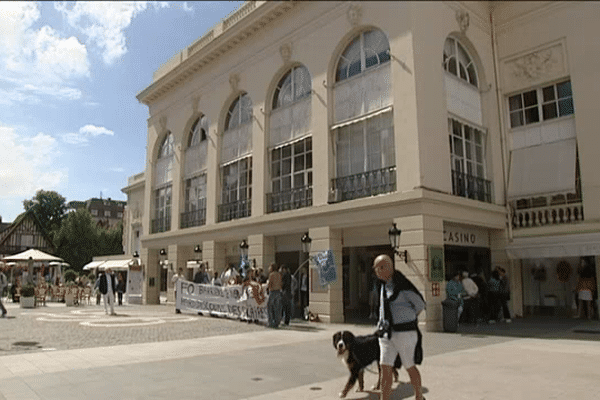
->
[330, 106, 392, 130]
[506, 232, 600, 259]
[83, 260, 106, 270]
[99, 259, 133, 271]
[508, 138, 576, 199]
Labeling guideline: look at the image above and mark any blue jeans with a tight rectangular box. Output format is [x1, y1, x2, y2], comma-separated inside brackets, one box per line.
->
[268, 290, 282, 328]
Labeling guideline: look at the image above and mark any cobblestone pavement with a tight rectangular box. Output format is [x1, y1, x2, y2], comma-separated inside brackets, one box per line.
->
[0, 301, 264, 356]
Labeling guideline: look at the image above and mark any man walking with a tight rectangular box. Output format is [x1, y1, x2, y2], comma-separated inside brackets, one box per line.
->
[99, 268, 117, 315]
[373, 254, 425, 400]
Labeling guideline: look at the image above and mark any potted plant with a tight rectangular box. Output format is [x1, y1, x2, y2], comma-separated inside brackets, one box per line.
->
[20, 283, 36, 308]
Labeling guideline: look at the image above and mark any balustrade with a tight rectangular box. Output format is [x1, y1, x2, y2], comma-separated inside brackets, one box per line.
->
[267, 185, 312, 213]
[331, 166, 396, 202]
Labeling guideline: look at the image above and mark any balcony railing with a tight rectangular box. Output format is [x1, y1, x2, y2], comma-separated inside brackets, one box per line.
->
[267, 185, 312, 213]
[151, 215, 171, 233]
[330, 166, 396, 203]
[511, 193, 584, 229]
[451, 170, 492, 203]
[180, 203, 207, 229]
[218, 199, 251, 222]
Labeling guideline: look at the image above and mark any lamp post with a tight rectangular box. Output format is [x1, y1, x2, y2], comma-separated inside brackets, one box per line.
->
[389, 223, 408, 262]
[301, 232, 312, 254]
[194, 245, 202, 261]
[239, 240, 249, 258]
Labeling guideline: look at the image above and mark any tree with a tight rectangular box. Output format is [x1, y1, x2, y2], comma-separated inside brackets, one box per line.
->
[54, 209, 99, 272]
[23, 190, 67, 241]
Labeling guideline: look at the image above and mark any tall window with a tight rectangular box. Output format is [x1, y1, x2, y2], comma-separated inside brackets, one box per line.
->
[182, 116, 208, 228]
[332, 29, 395, 202]
[220, 94, 253, 221]
[268, 65, 313, 212]
[443, 37, 478, 87]
[153, 132, 174, 233]
[508, 80, 573, 128]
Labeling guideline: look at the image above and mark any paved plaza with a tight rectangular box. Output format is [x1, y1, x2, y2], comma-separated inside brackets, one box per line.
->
[0, 300, 599, 399]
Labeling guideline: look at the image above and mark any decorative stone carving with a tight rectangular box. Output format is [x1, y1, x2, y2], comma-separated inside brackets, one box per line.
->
[456, 10, 469, 34]
[512, 49, 555, 81]
[502, 41, 566, 92]
[159, 115, 167, 131]
[347, 4, 362, 27]
[279, 43, 292, 64]
[229, 73, 240, 93]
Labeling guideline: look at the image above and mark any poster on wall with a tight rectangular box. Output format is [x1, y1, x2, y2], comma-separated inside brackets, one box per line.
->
[176, 281, 268, 323]
[127, 264, 144, 304]
[428, 246, 445, 282]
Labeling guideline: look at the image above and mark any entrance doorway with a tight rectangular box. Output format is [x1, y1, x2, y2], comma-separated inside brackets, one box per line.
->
[342, 245, 393, 324]
[444, 245, 491, 279]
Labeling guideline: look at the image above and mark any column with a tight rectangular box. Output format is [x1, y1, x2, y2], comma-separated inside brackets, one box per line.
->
[203, 240, 226, 277]
[491, 230, 522, 318]
[248, 234, 275, 271]
[394, 215, 444, 332]
[307, 226, 343, 323]
[143, 248, 160, 305]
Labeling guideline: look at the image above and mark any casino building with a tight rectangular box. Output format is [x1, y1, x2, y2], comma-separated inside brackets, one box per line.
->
[123, 1, 600, 330]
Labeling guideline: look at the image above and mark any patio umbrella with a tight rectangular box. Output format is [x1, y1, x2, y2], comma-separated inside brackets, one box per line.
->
[1, 249, 63, 262]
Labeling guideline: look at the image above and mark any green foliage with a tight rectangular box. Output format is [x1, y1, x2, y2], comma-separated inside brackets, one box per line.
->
[23, 190, 67, 242]
[64, 269, 78, 283]
[21, 283, 35, 297]
[54, 209, 124, 273]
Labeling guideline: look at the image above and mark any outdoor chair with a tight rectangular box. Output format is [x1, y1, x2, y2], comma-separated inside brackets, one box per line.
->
[82, 287, 92, 305]
[35, 286, 47, 306]
[14, 286, 21, 303]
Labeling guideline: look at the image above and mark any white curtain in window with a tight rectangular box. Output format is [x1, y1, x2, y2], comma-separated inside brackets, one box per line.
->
[336, 111, 394, 178]
[221, 122, 252, 164]
[184, 141, 207, 178]
[334, 63, 391, 123]
[154, 156, 173, 186]
[269, 97, 311, 147]
[445, 74, 482, 126]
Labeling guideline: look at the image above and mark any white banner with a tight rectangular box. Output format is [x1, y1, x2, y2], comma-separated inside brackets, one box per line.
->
[176, 281, 268, 323]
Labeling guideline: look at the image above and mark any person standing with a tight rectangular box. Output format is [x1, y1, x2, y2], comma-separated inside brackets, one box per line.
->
[172, 268, 185, 313]
[281, 265, 293, 325]
[99, 268, 116, 315]
[266, 263, 283, 328]
[576, 265, 596, 320]
[116, 272, 126, 306]
[300, 267, 308, 316]
[0, 265, 8, 318]
[460, 271, 479, 324]
[373, 254, 425, 400]
[446, 272, 464, 321]
[487, 269, 502, 324]
[497, 267, 512, 323]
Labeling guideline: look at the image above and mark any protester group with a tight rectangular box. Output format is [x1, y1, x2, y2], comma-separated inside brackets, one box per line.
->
[171, 262, 309, 329]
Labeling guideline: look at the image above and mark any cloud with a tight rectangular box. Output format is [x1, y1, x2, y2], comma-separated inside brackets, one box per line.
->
[108, 167, 125, 173]
[0, 125, 67, 197]
[0, 2, 89, 104]
[61, 124, 114, 145]
[55, 1, 194, 65]
[55, 2, 149, 65]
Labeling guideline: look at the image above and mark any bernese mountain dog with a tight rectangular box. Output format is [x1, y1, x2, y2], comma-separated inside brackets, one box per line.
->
[332, 330, 400, 398]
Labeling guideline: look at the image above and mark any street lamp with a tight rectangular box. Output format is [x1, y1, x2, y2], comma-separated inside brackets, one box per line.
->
[301, 232, 312, 254]
[133, 251, 139, 258]
[239, 240, 249, 258]
[194, 245, 202, 261]
[388, 223, 408, 262]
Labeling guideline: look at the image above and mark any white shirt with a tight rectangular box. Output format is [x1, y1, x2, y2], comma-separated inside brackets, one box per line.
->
[106, 274, 114, 295]
[461, 277, 479, 298]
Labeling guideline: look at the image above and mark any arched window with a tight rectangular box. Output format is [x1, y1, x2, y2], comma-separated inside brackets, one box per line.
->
[158, 132, 174, 158]
[188, 116, 208, 148]
[268, 65, 313, 213]
[273, 65, 311, 110]
[153, 132, 174, 233]
[443, 37, 478, 87]
[225, 93, 252, 131]
[331, 29, 395, 203]
[336, 29, 390, 82]
[183, 116, 209, 228]
[219, 94, 253, 222]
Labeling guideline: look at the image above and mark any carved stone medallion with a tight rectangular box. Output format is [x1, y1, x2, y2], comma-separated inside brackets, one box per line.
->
[456, 10, 469, 34]
[229, 73, 240, 93]
[280, 43, 292, 64]
[347, 4, 362, 27]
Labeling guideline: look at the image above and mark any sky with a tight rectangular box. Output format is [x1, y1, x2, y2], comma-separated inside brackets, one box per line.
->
[0, 1, 243, 223]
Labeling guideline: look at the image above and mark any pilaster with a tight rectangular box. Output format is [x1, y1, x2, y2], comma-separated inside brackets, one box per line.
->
[307, 226, 343, 323]
[143, 248, 160, 305]
[248, 234, 275, 271]
[394, 215, 444, 332]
